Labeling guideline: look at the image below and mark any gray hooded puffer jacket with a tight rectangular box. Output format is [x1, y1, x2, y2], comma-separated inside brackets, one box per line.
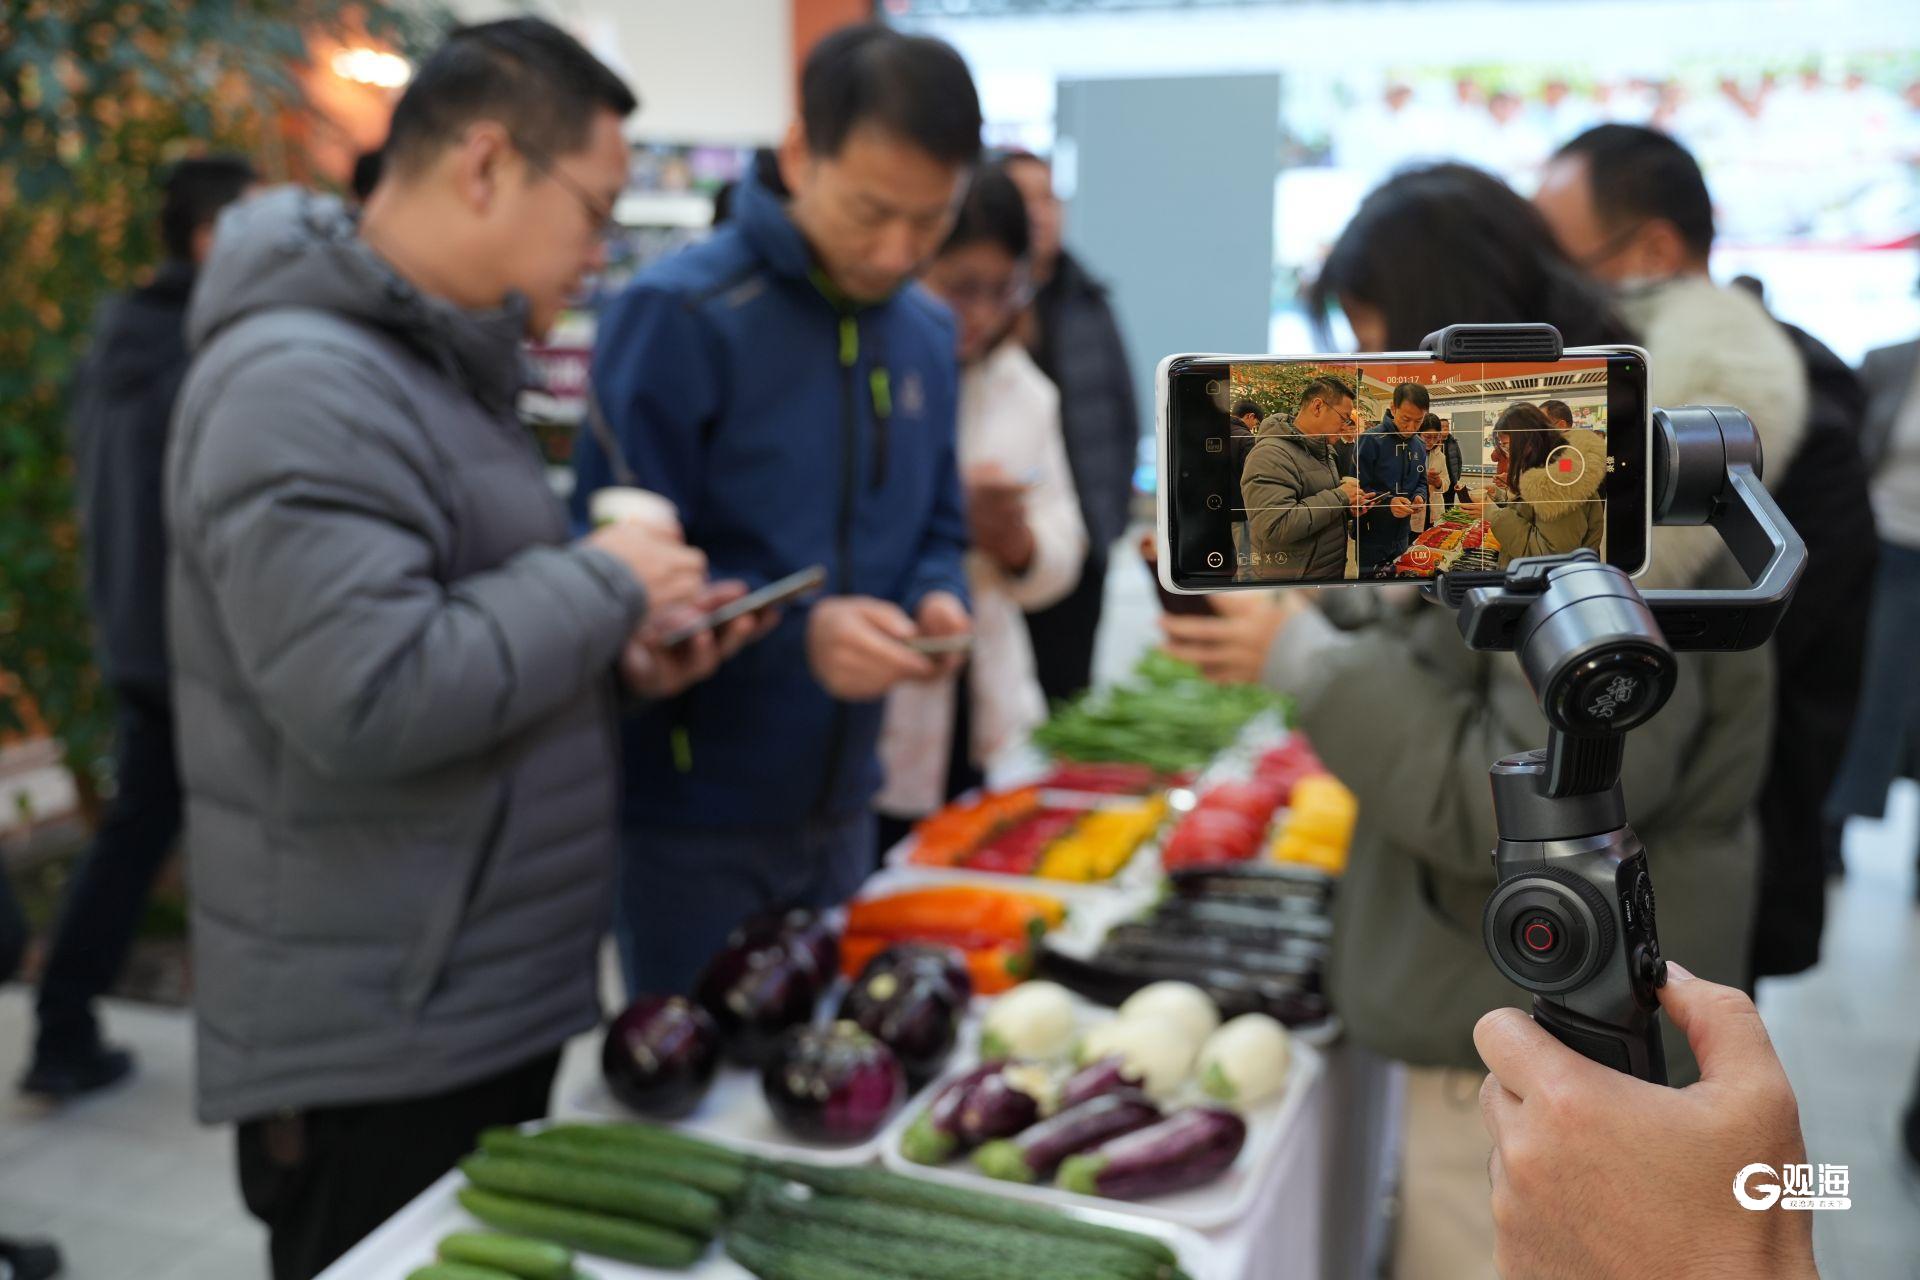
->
[166, 188, 647, 1122]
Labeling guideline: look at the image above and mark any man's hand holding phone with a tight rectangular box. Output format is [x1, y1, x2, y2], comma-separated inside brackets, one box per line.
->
[807, 597, 937, 700]
[911, 590, 972, 680]
[1389, 495, 1416, 520]
[1336, 477, 1368, 515]
[620, 580, 773, 699]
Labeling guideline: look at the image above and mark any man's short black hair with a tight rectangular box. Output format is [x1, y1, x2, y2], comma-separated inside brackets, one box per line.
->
[1553, 124, 1715, 261]
[1232, 398, 1262, 420]
[1299, 377, 1356, 413]
[160, 155, 255, 261]
[1540, 398, 1574, 426]
[383, 18, 636, 175]
[802, 24, 981, 166]
[1391, 382, 1431, 410]
[940, 162, 1028, 258]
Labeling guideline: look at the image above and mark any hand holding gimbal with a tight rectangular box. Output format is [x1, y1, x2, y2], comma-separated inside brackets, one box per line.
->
[1425, 324, 1806, 1083]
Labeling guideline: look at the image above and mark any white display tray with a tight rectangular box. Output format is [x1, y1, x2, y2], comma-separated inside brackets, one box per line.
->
[876, 999, 1324, 1232]
[318, 1156, 1226, 1280]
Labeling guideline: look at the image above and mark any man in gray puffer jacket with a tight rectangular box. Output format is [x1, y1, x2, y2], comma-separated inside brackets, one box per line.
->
[165, 21, 732, 1279]
[1240, 376, 1364, 581]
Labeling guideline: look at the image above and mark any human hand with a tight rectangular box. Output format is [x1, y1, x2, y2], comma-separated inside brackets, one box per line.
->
[1389, 496, 1416, 520]
[619, 581, 770, 698]
[586, 518, 707, 613]
[806, 596, 936, 700]
[965, 464, 1037, 574]
[1158, 590, 1310, 685]
[1474, 965, 1816, 1280]
[914, 590, 973, 681]
[1337, 476, 1363, 505]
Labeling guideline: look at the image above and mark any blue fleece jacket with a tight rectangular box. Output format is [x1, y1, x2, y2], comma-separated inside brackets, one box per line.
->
[574, 172, 969, 827]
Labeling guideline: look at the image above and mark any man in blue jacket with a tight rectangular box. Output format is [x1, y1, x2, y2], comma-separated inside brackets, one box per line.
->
[1357, 381, 1431, 575]
[576, 24, 979, 994]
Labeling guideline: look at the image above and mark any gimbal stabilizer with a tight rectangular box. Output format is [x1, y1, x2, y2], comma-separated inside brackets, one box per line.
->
[1423, 323, 1805, 1083]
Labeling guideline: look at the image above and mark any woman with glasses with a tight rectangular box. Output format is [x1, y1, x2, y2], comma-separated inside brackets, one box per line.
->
[874, 164, 1087, 847]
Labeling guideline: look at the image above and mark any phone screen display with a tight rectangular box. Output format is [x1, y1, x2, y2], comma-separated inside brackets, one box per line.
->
[1161, 350, 1648, 588]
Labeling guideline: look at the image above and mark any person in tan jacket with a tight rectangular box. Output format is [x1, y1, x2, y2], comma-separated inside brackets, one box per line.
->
[1459, 404, 1608, 566]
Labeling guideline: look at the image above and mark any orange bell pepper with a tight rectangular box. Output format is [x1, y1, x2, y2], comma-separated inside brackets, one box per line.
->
[844, 885, 1066, 942]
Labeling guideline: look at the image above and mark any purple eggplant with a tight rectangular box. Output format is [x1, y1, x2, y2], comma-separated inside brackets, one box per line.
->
[899, 1062, 1000, 1165]
[728, 907, 840, 992]
[696, 939, 819, 1067]
[1058, 1055, 1147, 1111]
[974, 1089, 1161, 1183]
[761, 1023, 906, 1144]
[1056, 1105, 1247, 1199]
[601, 995, 721, 1119]
[954, 1064, 1050, 1147]
[838, 969, 963, 1086]
[858, 943, 973, 1006]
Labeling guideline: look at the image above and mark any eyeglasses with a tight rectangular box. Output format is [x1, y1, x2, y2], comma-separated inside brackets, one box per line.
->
[517, 141, 620, 243]
[936, 269, 1035, 312]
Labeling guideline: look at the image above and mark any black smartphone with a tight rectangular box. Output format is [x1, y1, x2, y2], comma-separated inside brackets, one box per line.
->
[1155, 349, 1650, 592]
[658, 565, 827, 646]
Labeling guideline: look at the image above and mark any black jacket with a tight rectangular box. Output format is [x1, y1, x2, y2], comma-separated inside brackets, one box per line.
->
[1033, 252, 1139, 555]
[70, 259, 198, 705]
[1749, 321, 1878, 979]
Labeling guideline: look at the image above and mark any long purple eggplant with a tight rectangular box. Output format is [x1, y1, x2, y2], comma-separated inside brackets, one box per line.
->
[954, 1066, 1049, 1146]
[1056, 1105, 1247, 1199]
[899, 1062, 998, 1164]
[973, 1089, 1161, 1183]
[1058, 1055, 1146, 1111]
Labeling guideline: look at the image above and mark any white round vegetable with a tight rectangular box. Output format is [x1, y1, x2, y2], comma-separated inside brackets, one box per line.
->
[979, 981, 1077, 1061]
[1075, 1015, 1198, 1097]
[1197, 1013, 1292, 1108]
[1118, 981, 1220, 1048]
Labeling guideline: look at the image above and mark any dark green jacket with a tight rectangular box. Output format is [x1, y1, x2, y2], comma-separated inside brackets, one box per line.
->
[1266, 579, 1769, 1085]
[1240, 416, 1350, 581]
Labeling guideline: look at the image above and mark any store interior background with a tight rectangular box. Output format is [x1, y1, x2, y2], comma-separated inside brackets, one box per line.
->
[3, 0, 1918, 1276]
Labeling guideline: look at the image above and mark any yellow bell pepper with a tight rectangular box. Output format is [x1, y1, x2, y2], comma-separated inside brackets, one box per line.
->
[1269, 773, 1356, 873]
[1037, 797, 1167, 881]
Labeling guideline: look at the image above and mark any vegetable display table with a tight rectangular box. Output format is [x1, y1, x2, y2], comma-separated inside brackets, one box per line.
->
[316, 1040, 1402, 1280]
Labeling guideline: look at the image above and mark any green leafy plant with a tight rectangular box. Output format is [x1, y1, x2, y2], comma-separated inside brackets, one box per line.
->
[0, 1, 443, 815]
[1229, 361, 1380, 429]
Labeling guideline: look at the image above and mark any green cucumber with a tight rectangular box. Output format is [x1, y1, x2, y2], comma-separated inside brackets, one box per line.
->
[526, 1123, 750, 1169]
[437, 1232, 573, 1280]
[460, 1156, 720, 1236]
[407, 1265, 522, 1280]
[479, 1130, 747, 1200]
[768, 1162, 1177, 1267]
[455, 1187, 705, 1269]
[724, 1232, 897, 1280]
[733, 1210, 1144, 1280]
[743, 1180, 1167, 1280]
